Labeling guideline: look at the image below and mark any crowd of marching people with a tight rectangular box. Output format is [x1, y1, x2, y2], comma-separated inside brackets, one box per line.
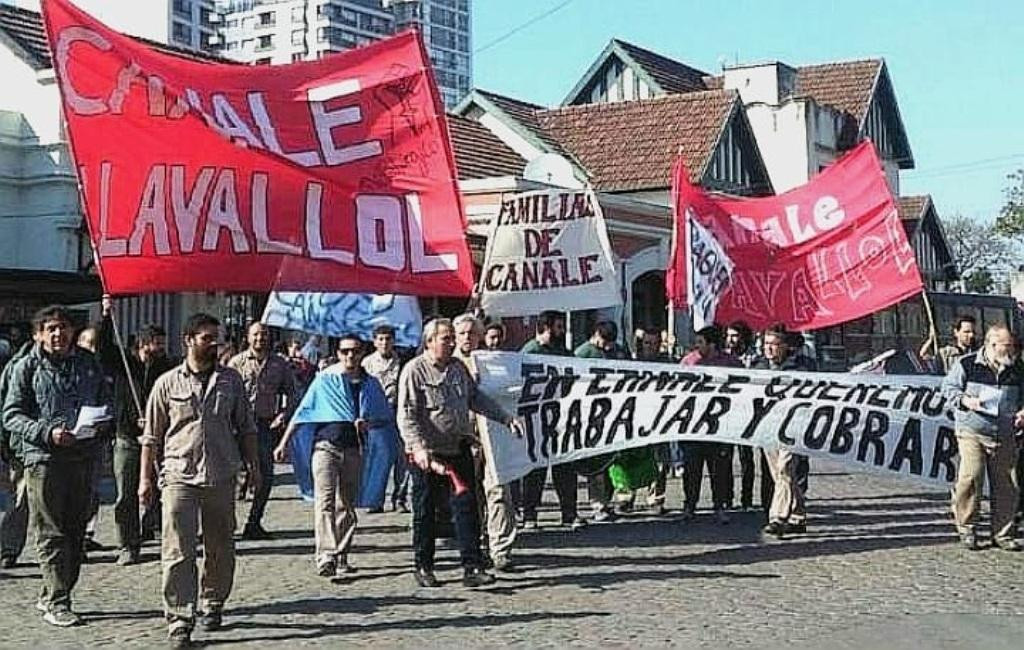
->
[0, 303, 1022, 647]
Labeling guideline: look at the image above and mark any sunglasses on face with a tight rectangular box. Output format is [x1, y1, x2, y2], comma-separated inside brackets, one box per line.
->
[338, 348, 361, 356]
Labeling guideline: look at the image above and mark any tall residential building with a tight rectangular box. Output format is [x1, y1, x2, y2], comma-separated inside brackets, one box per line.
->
[217, 0, 393, 65]
[386, 0, 472, 107]
[217, 0, 471, 107]
[66, 0, 219, 52]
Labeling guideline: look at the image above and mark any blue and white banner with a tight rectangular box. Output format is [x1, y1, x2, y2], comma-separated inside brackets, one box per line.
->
[262, 292, 423, 347]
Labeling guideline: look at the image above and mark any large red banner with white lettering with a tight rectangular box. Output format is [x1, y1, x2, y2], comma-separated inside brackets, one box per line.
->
[667, 141, 923, 331]
[42, 0, 473, 296]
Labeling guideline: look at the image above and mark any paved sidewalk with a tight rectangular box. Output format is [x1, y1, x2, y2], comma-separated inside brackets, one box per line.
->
[0, 461, 1022, 648]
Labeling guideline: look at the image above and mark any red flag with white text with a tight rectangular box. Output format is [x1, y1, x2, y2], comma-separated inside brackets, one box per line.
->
[42, 0, 473, 296]
[666, 141, 923, 331]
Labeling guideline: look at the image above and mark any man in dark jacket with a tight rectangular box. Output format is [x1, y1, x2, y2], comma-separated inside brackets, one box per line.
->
[0, 336, 35, 568]
[97, 297, 176, 566]
[1, 305, 111, 627]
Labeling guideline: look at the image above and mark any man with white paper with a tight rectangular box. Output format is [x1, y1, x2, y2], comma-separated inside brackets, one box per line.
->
[1, 305, 112, 627]
[942, 324, 1024, 551]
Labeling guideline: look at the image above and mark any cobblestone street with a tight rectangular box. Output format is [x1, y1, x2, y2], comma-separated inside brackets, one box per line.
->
[1, 461, 1022, 649]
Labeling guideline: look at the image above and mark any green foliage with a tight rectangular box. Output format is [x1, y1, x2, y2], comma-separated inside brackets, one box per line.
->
[995, 168, 1024, 238]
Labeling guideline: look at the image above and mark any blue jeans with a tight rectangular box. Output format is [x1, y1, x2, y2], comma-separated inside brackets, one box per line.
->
[410, 446, 480, 570]
[247, 419, 274, 527]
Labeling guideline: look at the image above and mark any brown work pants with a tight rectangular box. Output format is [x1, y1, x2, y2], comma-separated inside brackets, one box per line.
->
[952, 430, 1020, 543]
[161, 482, 236, 634]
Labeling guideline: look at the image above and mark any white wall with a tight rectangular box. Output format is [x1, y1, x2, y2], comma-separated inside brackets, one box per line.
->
[723, 64, 782, 105]
[0, 49, 83, 273]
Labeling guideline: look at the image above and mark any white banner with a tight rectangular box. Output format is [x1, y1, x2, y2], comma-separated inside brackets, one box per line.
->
[475, 352, 959, 488]
[478, 188, 621, 316]
[686, 208, 734, 330]
[262, 292, 423, 347]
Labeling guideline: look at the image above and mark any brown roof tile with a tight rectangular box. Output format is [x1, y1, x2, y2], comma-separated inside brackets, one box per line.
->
[474, 89, 571, 157]
[0, 4, 231, 69]
[614, 39, 710, 94]
[896, 195, 929, 222]
[536, 90, 738, 192]
[794, 59, 882, 145]
[447, 114, 527, 180]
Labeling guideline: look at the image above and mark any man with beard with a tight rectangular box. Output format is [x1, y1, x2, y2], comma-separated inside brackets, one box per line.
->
[936, 315, 978, 374]
[228, 322, 296, 540]
[943, 324, 1024, 551]
[97, 297, 176, 566]
[141, 313, 259, 647]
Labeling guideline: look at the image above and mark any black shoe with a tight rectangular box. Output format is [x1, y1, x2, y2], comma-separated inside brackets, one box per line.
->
[784, 522, 806, 535]
[241, 524, 272, 541]
[463, 566, 496, 588]
[168, 627, 191, 649]
[763, 521, 786, 538]
[366, 506, 385, 514]
[414, 567, 439, 588]
[0, 555, 16, 569]
[960, 531, 980, 551]
[198, 610, 222, 631]
[335, 561, 357, 576]
[317, 559, 337, 578]
[83, 537, 104, 553]
[394, 502, 410, 514]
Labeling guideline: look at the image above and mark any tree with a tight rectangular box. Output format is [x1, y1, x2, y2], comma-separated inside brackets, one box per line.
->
[995, 168, 1024, 238]
[941, 214, 1013, 293]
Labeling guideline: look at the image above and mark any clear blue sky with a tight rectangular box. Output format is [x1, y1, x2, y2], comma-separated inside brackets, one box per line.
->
[472, 0, 1024, 222]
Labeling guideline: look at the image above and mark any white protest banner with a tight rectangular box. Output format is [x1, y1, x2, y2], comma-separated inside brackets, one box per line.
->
[262, 292, 422, 347]
[475, 352, 958, 488]
[478, 188, 620, 316]
[686, 208, 734, 330]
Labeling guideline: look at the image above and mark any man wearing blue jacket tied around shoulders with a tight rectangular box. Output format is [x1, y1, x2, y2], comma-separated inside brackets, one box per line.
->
[275, 333, 396, 578]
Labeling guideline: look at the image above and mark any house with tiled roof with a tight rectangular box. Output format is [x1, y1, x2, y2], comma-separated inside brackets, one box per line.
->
[453, 79, 773, 343]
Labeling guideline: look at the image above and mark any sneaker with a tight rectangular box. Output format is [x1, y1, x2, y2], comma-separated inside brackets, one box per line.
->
[462, 566, 496, 588]
[414, 567, 440, 588]
[763, 521, 786, 538]
[317, 559, 337, 578]
[35, 599, 47, 613]
[566, 516, 588, 531]
[116, 549, 140, 566]
[335, 561, 357, 576]
[1, 555, 16, 569]
[365, 506, 385, 514]
[592, 508, 617, 523]
[197, 610, 222, 631]
[960, 531, 980, 551]
[43, 607, 81, 627]
[715, 509, 731, 525]
[492, 556, 517, 573]
[240, 523, 272, 541]
[168, 627, 191, 649]
[994, 538, 1022, 552]
[522, 519, 539, 531]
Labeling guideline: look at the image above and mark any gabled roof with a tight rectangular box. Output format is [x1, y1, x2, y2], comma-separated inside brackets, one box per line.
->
[536, 90, 741, 192]
[461, 89, 573, 160]
[897, 194, 958, 279]
[447, 114, 527, 180]
[0, 4, 230, 69]
[795, 59, 881, 133]
[562, 38, 710, 106]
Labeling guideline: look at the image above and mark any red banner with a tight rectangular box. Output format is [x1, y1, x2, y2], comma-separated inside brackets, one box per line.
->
[42, 0, 473, 296]
[667, 141, 923, 331]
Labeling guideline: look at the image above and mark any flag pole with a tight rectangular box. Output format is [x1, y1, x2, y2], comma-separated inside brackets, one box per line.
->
[919, 289, 940, 357]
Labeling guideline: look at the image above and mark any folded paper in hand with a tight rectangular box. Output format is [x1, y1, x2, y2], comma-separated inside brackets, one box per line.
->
[73, 405, 112, 440]
[975, 385, 1002, 417]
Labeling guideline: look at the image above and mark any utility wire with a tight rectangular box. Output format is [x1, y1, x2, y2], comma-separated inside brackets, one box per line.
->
[474, 0, 576, 55]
